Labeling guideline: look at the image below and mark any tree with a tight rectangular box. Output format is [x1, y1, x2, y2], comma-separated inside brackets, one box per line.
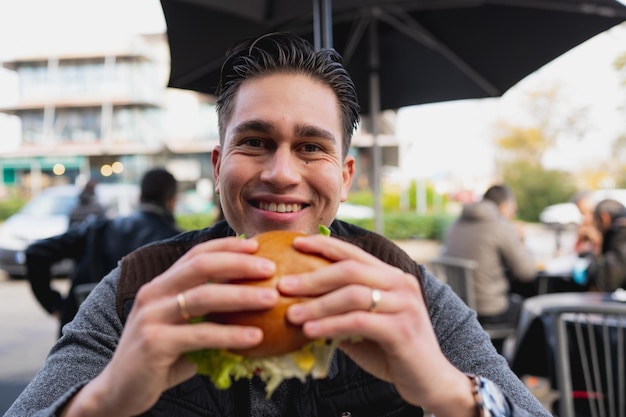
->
[493, 83, 588, 167]
[492, 83, 587, 219]
[501, 160, 576, 222]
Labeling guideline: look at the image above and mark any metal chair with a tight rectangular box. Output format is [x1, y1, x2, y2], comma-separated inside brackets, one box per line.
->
[552, 303, 626, 417]
[430, 256, 478, 309]
[429, 255, 517, 343]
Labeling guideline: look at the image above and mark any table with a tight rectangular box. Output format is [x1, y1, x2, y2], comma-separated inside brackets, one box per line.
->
[534, 254, 587, 295]
[507, 291, 626, 381]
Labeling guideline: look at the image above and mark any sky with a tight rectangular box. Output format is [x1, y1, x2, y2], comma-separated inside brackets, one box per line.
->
[1, 0, 626, 181]
[397, 23, 626, 180]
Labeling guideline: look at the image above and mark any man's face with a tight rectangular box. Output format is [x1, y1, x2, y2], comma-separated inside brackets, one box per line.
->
[212, 73, 354, 237]
[499, 200, 517, 221]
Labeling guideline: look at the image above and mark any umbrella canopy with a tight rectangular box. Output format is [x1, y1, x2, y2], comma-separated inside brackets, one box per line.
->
[162, 0, 626, 114]
[160, 0, 626, 233]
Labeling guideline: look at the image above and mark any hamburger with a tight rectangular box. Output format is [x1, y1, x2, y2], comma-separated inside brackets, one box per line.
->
[185, 229, 337, 396]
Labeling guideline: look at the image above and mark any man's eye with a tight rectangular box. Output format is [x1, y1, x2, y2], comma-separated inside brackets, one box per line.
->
[302, 143, 322, 153]
[242, 138, 263, 147]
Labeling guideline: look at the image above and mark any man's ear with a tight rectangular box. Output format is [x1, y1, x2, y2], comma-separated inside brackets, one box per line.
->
[212, 145, 222, 195]
[340, 155, 355, 202]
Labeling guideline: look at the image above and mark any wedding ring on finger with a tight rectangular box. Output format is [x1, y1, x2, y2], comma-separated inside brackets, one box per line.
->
[177, 292, 191, 321]
[369, 288, 382, 313]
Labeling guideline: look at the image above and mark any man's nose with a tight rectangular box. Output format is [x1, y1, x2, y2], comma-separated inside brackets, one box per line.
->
[260, 147, 301, 187]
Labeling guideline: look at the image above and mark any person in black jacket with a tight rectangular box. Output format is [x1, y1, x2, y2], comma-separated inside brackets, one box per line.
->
[586, 198, 626, 291]
[26, 168, 182, 336]
[68, 179, 106, 228]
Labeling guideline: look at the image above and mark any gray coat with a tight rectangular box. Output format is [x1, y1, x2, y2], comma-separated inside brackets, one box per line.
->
[444, 200, 537, 316]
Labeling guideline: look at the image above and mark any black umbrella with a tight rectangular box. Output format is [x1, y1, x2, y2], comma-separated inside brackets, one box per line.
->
[160, 0, 626, 232]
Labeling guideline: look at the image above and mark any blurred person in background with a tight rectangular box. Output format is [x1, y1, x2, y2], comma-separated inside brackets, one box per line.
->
[443, 184, 537, 348]
[25, 168, 182, 337]
[68, 179, 106, 228]
[572, 190, 602, 256]
[585, 198, 626, 291]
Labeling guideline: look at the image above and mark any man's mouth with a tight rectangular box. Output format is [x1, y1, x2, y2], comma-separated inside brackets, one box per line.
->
[254, 201, 305, 213]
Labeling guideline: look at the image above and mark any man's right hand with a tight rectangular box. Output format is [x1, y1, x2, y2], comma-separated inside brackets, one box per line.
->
[61, 236, 279, 417]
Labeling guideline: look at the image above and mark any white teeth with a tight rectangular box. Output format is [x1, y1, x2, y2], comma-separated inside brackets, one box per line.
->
[259, 201, 302, 213]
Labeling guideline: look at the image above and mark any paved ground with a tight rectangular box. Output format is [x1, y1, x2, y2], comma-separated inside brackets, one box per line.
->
[0, 272, 67, 414]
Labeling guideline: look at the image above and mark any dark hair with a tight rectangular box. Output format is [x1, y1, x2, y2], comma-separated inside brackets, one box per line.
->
[594, 198, 626, 223]
[216, 32, 360, 159]
[78, 179, 98, 202]
[483, 184, 515, 205]
[140, 168, 177, 206]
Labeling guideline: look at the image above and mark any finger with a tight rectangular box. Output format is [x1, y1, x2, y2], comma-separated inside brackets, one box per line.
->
[292, 235, 385, 266]
[287, 285, 394, 324]
[174, 283, 279, 322]
[135, 282, 279, 324]
[144, 241, 275, 297]
[279, 261, 409, 297]
[123, 319, 265, 364]
[164, 321, 265, 353]
[302, 310, 395, 342]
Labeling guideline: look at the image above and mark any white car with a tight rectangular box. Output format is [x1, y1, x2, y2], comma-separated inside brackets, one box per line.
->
[539, 189, 626, 229]
[0, 184, 139, 278]
[336, 203, 374, 220]
[539, 202, 583, 228]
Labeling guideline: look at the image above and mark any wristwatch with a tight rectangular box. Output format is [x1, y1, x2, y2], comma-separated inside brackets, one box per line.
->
[467, 374, 511, 417]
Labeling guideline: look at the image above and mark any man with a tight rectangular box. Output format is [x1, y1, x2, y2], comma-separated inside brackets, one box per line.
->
[586, 198, 626, 291]
[68, 179, 106, 228]
[444, 184, 537, 331]
[7, 33, 549, 417]
[25, 168, 182, 336]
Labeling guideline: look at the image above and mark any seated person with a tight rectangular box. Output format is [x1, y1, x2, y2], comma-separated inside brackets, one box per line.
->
[444, 184, 537, 333]
[586, 198, 626, 291]
[572, 190, 602, 256]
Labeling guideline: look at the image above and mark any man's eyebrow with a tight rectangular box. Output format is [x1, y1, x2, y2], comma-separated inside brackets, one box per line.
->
[232, 119, 274, 135]
[295, 124, 336, 144]
[232, 120, 337, 145]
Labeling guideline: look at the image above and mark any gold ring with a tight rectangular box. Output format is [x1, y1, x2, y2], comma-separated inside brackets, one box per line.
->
[177, 292, 191, 321]
[370, 288, 382, 312]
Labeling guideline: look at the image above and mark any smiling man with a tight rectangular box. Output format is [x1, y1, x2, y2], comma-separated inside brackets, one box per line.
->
[6, 33, 550, 417]
[213, 72, 353, 236]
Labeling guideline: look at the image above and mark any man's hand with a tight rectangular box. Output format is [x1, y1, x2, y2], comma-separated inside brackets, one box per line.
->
[61, 236, 278, 417]
[279, 235, 477, 417]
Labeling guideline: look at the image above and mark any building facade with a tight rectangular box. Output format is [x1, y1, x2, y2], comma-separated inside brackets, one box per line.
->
[0, 32, 398, 205]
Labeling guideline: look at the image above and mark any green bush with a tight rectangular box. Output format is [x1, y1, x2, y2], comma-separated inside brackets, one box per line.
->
[175, 213, 217, 231]
[502, 160, 577, 222]
[175, 209, 454, 241]
[348, 211, 454, 241]
[0, 196, 27, 221]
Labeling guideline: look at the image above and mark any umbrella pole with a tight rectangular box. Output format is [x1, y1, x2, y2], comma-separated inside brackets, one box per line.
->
[369, 19, 383, 235]
[312, 0, 333, 49]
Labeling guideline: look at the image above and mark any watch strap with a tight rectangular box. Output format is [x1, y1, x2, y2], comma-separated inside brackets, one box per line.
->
[466, 373, 512, 417]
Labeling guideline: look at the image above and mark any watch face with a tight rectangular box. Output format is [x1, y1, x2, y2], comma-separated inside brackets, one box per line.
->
[481, 378, 511, 417]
